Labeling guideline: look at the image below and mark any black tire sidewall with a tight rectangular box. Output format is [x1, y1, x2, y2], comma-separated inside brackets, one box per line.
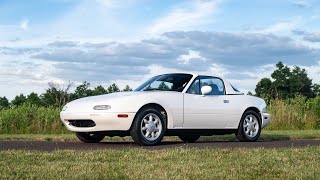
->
[131, 108, 166, 146]
[238, 110, 261, 142]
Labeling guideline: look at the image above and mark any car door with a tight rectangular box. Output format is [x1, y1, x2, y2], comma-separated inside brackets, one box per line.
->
[183, 76, 232, 129]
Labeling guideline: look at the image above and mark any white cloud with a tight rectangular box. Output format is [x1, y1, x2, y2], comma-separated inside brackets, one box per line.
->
[300, 61, 320, 84]
[253, 17, 303, 35]
[147, 0, 219, 34]
[95, 0, 132, 9]
[177, 50, 206, 64]
[20, 19, 29, 30]
[292, 0, 310, 8]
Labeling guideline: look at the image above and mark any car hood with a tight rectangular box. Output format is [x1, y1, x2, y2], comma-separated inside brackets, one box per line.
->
[69, 91, 142, 104]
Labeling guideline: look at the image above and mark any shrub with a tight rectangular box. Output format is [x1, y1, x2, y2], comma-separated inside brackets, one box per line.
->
[0, 103, 68, 134]
[266, 96, 320, 130]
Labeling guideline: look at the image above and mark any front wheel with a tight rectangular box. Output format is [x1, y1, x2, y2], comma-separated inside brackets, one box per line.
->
[76, 132, 105, 143]
[130, 108, 166, 146]
[236, 110, 261, 142]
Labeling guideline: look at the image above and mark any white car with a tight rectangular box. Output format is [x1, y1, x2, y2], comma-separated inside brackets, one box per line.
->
[60, 73, 271, 146]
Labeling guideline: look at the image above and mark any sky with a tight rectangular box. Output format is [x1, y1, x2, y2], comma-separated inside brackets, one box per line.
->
[1, 0, 320, 100]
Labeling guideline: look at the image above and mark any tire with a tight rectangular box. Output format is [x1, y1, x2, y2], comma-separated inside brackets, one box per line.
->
[236, 110, 261, 142]
[76, 132, 105, 143]
[130, 107, 166, 146]
[178, 135, 200, 143]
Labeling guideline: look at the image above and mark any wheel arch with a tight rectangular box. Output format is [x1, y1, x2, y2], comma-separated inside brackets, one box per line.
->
[242, 107, 262, 122]
[130, 103, 169, 130]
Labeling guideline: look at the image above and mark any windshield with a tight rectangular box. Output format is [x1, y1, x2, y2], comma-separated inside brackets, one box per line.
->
[135, 73, 193, 92]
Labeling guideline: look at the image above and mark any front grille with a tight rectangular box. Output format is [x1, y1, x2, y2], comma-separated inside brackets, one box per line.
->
[68, 120, 96, 127]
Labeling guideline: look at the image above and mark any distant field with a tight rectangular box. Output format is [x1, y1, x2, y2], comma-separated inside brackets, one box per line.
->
[1, 130, 319, 141]
[0, 147, 319, 179]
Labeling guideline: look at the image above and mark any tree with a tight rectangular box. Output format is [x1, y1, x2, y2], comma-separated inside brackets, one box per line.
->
[289, 66, 313, 97]
[93, 85, 108, 95]
[270, 62, 292, 98]
[247, 91, 254, 96]
[255, 61, 314, 99]
[313, 84, 320, 96]
[71, 82, 93, 100]
[107, 83, 120, 93]
[158, 82, 170, 91]
[41, 82, 73, 107]
[26, 92, 43, 106]
[0, 96, 9, 110]
[11, 94, 26, 106]
[255, 78, 272, 98]
[122, 85, 132, 91]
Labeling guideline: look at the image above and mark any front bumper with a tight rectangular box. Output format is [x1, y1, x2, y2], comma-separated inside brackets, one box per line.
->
[261, 113, 271, 129]
[60, 112, 135, 132]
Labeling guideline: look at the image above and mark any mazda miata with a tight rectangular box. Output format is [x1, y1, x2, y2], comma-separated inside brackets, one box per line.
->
[60, 73, 271, 146]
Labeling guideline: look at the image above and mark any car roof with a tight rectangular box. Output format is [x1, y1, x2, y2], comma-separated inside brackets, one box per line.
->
[157, 72, 243, 95]
[158, 72, 223, 79]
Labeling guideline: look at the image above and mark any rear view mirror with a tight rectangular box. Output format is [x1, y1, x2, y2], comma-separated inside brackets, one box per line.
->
[201, 86, 212, 95]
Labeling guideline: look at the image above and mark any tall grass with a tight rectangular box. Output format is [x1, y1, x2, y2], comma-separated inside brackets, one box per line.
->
[0, 104, 68, 134]
[266, 96, 320, 130]
[0, 97, 319, 134]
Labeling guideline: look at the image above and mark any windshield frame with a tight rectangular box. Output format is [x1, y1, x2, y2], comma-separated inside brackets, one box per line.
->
[134, 73, 193, 92]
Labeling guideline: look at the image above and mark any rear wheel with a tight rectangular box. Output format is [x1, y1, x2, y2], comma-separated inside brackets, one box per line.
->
[130, 107, 166, 146]
[76, 132, 105, 143]
[179, 135, 200, 143]
[236, 110, 261, 142]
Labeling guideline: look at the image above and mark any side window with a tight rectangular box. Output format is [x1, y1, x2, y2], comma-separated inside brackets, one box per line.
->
[200, 77, 225, 95]
[187, 78, 200, 95]
[187, 76, 225, 95]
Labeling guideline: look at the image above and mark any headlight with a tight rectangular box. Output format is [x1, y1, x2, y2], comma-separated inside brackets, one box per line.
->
[262, 107, 267, 113]
[93, 105, 111, 110]
[62, 106, 68, 111]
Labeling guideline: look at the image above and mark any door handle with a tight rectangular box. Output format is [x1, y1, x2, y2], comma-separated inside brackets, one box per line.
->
[223, 100, 229, 103]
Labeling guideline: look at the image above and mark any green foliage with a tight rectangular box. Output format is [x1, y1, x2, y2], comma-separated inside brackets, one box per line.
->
[0, 97, 9, 110]
[255, 78, 272, 99]
[122, 85, 132, 91]
[93, 85, 108, 95]
[41, 82, 71, 107]
[313, 84, 320, 96]
[0, 96, 319, 134]
[0, 104, 67, 134]
[256, 61, 315, 99]
[107, 83, 120, 93]
[71, 81, 93, 99]
[26, 92, 43, 106]
[11, 94, 27, 106]
[247, 91, 254, 96]
[266, 96, 320, 130]
[158, 82, 170, 91]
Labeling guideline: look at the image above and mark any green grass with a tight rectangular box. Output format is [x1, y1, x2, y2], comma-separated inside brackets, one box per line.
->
[1, 130, 319, 141]
[0, 147, 319, 179]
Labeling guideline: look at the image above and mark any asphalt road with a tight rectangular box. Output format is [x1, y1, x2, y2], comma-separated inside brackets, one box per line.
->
[0, 140, 319, 151]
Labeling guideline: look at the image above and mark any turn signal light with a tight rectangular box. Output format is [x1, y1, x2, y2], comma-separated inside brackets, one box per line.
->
[118, 114, 128, 118]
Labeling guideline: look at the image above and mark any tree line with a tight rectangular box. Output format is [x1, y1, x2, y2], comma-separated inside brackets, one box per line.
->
[0, 82, 132, 110]
[1, 61, 319, 110]
[253, 62, 320, 102]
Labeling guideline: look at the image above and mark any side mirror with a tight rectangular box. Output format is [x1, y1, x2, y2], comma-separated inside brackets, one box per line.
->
[201, 86, 212, 96]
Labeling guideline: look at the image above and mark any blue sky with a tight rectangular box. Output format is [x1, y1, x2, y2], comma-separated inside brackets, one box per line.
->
[1, 0, 320, 99]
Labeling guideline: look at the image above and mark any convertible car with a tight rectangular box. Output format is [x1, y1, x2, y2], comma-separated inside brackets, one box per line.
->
[60, 73, 271, 146]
